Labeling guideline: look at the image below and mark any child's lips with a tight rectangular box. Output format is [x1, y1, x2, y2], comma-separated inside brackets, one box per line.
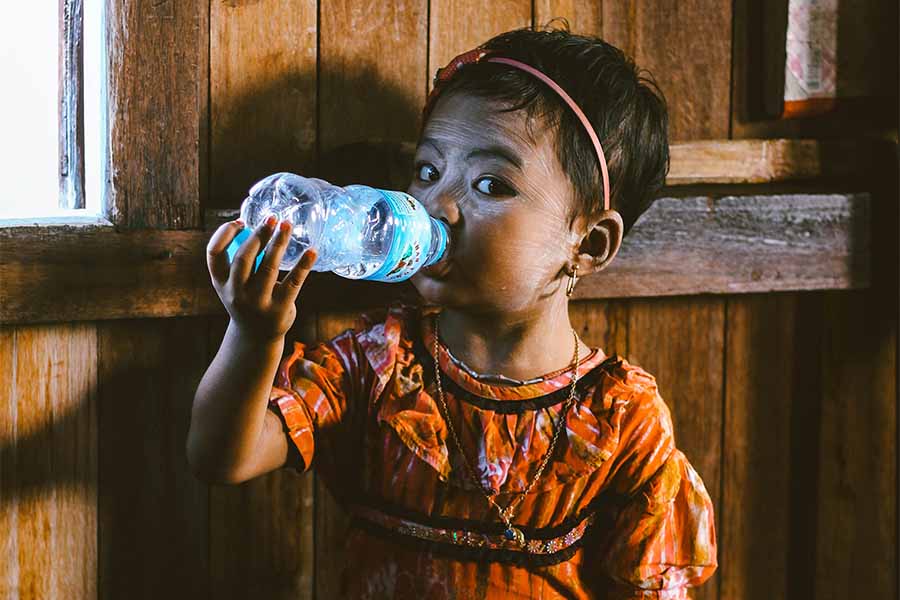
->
[420, 256, 454, 279]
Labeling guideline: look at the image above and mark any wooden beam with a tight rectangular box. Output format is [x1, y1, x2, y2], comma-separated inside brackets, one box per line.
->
[0, 191, 870, 325]
[667, 138, 893, 185]
[104, 0, 205, 229]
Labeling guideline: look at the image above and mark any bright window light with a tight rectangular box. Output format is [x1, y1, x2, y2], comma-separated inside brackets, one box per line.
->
[0, 2, 103, 219]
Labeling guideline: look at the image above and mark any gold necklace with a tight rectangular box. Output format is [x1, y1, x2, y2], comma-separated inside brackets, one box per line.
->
[431, 315, 580, 547]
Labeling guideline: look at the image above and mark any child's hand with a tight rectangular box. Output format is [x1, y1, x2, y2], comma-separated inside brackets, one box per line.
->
[206, 216, 318, 343]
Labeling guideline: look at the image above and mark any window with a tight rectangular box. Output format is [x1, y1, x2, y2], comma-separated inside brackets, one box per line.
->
[0, 1, 103, 219]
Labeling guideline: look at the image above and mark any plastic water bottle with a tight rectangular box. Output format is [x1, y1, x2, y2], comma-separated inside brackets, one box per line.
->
[226, 172, 450, 282]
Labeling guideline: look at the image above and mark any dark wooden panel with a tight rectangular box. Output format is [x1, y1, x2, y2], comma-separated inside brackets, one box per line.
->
[320, 0, 428, 152]
[578, 193, 871, 299]
[721, 292, 806, 600]
[568, 299, 629, 360]
[209, 0, 318, 209]
[627, 295, 724, 600]
[814, 288, 896, 598]
[0, 323, 97, 599]
[105, 0, 206, 228]
[600, 0, 732, 141]
[0, 190, 872, 325]
[97, 318, 209, 599]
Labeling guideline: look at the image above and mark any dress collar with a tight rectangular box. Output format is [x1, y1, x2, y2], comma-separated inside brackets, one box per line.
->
[420, 309, 609, 401]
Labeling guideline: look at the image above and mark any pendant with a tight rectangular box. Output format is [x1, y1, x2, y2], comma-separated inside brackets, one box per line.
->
[503, 526, 526, 546]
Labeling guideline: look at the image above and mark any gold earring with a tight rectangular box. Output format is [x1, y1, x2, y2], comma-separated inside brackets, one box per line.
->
[566, 265, 579, 297]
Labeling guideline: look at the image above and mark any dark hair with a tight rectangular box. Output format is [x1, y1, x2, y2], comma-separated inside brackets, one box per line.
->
[427, 22, 669, 238]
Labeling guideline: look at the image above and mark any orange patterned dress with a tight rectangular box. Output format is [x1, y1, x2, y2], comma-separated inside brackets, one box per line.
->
[268, 304, 717, 599]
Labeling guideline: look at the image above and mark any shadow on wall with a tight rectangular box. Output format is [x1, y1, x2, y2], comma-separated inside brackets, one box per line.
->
[210, 63, 431, 312]
[0, 63, 428, 598]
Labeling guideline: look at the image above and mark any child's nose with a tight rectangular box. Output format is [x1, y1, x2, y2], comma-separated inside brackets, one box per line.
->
[427, 186, 462, 227]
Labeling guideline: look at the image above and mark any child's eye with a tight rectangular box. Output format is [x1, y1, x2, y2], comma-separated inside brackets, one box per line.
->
[474, 176, 515, 197]
[415, 162, 439, 182]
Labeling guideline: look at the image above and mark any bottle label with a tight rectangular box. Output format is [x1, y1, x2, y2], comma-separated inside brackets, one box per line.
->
[365, 189, 433, 282]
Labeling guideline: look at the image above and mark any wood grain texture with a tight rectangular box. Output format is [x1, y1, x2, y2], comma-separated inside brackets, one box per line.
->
[814, 289, 897, 599]
[667, 139, 893, 185]
[721, 293, 805, 600]
[576, 193, 872, 299]
[319, 0, 428, 152]
[533, 0, 602, 34]
[427, 0, 531, 95]
[599, 0, 732, 141]
[627, 295, 724, 600]
[208, 312, 317, 600]
[209, 0, 317, 209]
[97, 318, 209, 599]
[0, 191, 872, 325]
[0, 323, 97, 600]
[104, 0, 206, 229]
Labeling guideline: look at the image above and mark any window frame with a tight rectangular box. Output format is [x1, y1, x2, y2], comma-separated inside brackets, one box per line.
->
[59, 0, 85, 210]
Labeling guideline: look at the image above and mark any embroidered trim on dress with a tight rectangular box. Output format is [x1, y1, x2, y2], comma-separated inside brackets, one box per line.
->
[346, 491, 629, 567]
[413, 335, 623, 413]
[350, 504, 594, 567]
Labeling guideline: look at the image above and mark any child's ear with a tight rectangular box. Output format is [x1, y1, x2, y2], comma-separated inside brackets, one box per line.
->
[573, 209, 624, 276]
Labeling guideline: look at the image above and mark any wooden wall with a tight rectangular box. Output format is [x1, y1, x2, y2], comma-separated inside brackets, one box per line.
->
[1, 1, 897, 599]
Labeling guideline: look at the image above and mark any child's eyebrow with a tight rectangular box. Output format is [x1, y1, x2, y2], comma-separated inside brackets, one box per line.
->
[419, 137, 523, 172]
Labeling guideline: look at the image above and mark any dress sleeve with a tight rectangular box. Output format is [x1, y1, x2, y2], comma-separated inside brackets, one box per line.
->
[587, 387, 718, 599]
[267, 325, 375, 486]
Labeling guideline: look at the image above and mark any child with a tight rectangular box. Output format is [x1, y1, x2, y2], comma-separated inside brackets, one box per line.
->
[189, 25, 717, 599]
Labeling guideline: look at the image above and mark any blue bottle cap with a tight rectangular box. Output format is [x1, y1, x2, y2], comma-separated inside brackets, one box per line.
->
[225, 227, 265, 273]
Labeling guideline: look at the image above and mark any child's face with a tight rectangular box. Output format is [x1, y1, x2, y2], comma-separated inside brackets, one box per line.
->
[409, 91, 589, 315]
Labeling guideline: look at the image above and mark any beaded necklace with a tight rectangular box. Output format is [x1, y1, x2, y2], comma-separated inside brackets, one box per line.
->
[431, 315, 580, 546]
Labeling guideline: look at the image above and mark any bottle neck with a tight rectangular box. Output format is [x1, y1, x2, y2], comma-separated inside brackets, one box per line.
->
[424, 218, 450, 267]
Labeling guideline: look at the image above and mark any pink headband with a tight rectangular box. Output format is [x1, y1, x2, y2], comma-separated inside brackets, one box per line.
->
[422, 47, 611, 212]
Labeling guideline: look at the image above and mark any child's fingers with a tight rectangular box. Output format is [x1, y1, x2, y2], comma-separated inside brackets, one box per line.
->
[275, 249, 317, 305]
[230, 215, 277, 285]
[250, 220, 293, 295]
[206, 220, 246, 286]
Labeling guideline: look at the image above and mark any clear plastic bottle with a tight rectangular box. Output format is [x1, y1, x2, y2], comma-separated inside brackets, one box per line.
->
[225, 172, 450, 282]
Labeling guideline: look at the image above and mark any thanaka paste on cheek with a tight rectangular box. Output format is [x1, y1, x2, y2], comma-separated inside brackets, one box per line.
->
[409, 93, 582, 314]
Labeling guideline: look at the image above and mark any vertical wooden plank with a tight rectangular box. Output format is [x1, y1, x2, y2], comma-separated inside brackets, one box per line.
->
[627, 296, 724, 600]
[105, 0, 205, 229]
[721, 292, 809, 600]
[597, 5, 732, 598]
[428, 0, 531, 96]
[207, 312, 317, 600]
[568, 299, 628, 359]
[0, 324, 97, 599]
[207, 1, 319, 597]
[599, 0, 732, 141]
[97, 318, 209, 599]
[316, 1, 429, 596]
[209, 0, 318, 210]
[533, 0, 602, 35]
[320, 0, 429, 152]
[815, 289, 896, 599]
[0, 327, 16, 597]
